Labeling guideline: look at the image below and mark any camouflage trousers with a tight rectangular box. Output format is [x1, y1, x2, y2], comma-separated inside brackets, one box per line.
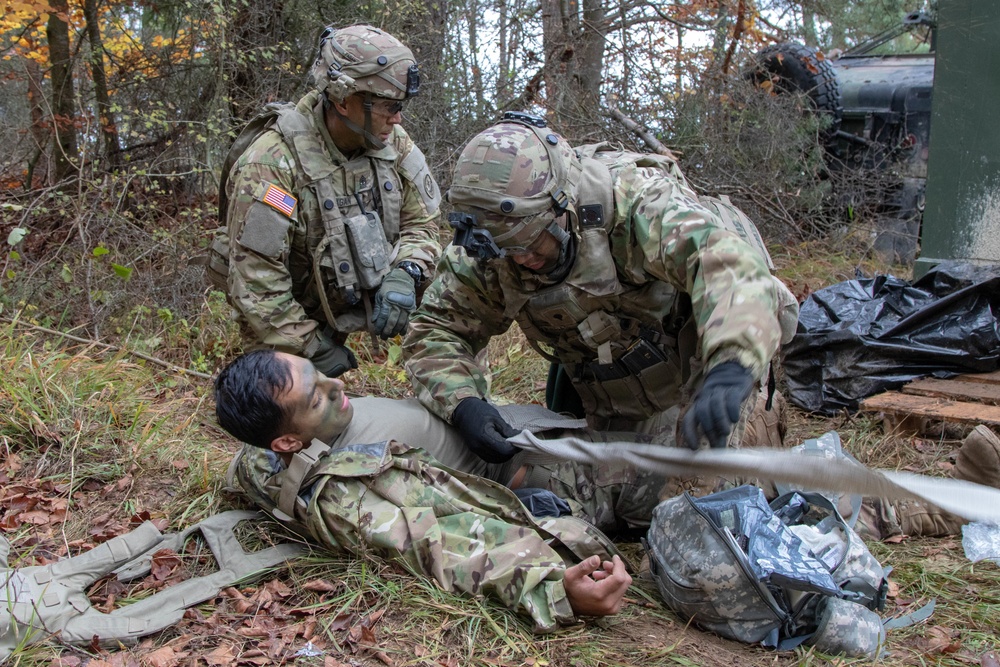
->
[519, 454, 666, 534]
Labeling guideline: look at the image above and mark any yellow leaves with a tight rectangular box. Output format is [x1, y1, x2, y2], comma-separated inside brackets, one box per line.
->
[6, 0, 54, 12]
[25, 50, 47, 64]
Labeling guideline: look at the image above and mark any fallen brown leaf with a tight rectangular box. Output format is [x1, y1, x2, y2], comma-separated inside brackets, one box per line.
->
[108, 656, 139, 667]
[922, 625, 962, 654]
[204, 643, 237, 667]
[264, 578, 294, 598]
[364, 608, 386, 627]
[144, 646, 179, 667]
[131, 510, 153, 525]
[236, 650, 270, 666]
[149, 549, 183, 582]
[303, 578, 344, 593]
[329, 613, 355, 632]
[236, 626, 272, 638]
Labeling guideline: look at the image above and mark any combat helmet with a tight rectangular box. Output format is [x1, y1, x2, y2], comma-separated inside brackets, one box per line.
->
[310, 24, 420, 148]
[448, 112, 581, 266]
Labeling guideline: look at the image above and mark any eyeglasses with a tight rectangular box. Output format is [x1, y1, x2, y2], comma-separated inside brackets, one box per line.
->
[368, 97, 407, 116]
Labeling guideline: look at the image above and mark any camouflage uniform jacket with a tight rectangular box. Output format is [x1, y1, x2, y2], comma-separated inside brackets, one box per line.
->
[224, 90, 441, 354]
[232, 439, 618, 633]
[405, 147, 792, 421]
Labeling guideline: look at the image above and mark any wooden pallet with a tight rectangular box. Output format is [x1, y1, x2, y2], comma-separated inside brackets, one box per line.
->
[859, 369, 1000, 432]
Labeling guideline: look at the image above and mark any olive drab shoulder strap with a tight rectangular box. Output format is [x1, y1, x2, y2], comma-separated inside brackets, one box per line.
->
[217, 102, 299, 224]
[273, 439, 332, 522]
[573, 143, 616, 234]
[572, 142, 688, 236]
[207, 103, 307, 293]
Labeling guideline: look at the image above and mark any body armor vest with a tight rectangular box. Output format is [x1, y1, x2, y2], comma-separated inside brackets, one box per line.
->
[497, 145, 775, 421]
[211, 93, 437, 334]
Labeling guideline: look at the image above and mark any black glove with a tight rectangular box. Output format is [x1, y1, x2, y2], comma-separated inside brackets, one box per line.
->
[372, 267, 417, 338]
[682, 361, 754, 450]
[452, 397, 520, 463]
[310, 334, 358, 378]
[514, 487, 572, 518]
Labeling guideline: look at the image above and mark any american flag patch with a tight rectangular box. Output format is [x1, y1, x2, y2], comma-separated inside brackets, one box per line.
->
[262, 184, 296, 216]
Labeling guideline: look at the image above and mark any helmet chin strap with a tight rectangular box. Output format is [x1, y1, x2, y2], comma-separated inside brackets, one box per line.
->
[543, 216, 575, 279]
[327, 93, 387, 151]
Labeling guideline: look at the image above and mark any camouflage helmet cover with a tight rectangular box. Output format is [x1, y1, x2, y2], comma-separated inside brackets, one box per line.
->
[310, 25, 418, 103]
[448, 118, 581, 251]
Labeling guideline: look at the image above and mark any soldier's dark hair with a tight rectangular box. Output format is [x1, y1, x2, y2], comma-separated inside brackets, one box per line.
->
[214, 349, 293, 449]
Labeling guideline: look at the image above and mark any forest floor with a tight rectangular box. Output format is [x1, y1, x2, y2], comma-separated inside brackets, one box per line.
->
[2, 241, 999, 667]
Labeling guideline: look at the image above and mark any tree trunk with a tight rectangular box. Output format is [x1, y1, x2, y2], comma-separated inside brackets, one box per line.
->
[224, 0, 288, 122]
[711, 0, 732, 66]
[84, 0, 121, 167]
[541, 0, 607, 141]
[47, 0, 78, 182]
[25, 58, 49, 188]
[466, 0, 486, 116]
[394, 0, 452, 166]
[802, 7, 819, 47]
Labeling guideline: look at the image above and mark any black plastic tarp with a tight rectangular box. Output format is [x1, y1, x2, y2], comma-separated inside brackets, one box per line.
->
[783, 262, 1000, 414]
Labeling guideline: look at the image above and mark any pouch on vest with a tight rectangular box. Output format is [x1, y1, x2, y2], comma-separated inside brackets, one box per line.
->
[643, 485, 892, 659]
[205, 228, 231, 291]
[571, 335, 684, 421]
[343, 211, 392, 290]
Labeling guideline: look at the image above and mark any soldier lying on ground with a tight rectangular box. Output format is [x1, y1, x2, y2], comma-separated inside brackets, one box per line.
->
[214, 350, 1000, 630]
[216, 349, 656, 632]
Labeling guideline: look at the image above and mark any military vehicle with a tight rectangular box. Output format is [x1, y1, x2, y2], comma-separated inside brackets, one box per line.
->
[752, 12, 936, 263]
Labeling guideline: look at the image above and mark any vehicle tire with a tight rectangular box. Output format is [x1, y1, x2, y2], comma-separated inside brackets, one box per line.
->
[751, 42, 842, 135]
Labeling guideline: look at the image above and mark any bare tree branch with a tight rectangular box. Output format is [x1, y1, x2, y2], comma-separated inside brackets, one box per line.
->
[606, 106, 678, 159]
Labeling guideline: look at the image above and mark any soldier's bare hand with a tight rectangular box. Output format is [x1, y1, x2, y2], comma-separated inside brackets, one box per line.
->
[564, 554, 631, 617]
